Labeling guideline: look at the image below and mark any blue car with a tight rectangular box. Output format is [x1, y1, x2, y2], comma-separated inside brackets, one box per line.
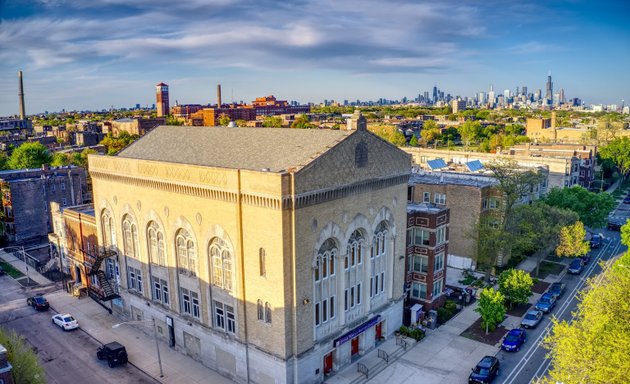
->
[501, 329, 526, 352]
[535, 292, 556, 313]
[568, 258, 584, 274]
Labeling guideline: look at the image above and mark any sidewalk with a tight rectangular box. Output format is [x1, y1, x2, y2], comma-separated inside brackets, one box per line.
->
[0, 251, 233, 384]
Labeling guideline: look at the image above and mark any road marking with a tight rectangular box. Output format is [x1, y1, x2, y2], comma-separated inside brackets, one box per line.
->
[502, 240, 613, 384]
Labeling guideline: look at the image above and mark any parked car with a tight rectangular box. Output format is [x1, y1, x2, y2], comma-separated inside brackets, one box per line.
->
[469, 355, 500, 383]
[26, 295, 50, 311]
[52, 314, 79, 331]
[501, 328, 527, 352]
[535, 293, 557, 313]
[589, 234, 603, 249]
[607, 217, 626, 231]
[97, 342, 128, 368]
[581, 254, 591, 264]
[623, 195, 630, 204]
[547, 282, 566, 300]
[568, 258, 584, 274]
[521, 310, 543, 329]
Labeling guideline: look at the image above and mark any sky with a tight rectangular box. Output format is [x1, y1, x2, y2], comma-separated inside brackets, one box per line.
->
[0, 0, 629, 116]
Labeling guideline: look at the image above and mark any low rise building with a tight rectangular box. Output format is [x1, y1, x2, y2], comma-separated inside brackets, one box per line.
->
[110, 117, 166, 136]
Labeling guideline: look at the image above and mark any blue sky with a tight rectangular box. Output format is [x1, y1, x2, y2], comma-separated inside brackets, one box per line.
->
[1, 0, 628, 116]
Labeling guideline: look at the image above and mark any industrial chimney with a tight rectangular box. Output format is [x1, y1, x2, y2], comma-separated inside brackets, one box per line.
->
[18, 71, 25, 120]
[217, 84, 222, 107]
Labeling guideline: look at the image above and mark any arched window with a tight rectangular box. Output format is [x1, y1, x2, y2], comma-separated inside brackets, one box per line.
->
[147, 221, 166, 266]
[101, 209, 116, 249]
[371, 222, 388, 300]
[209, 238, 233, 291]
[345, 230, 365, 314]
[122, 215, 138, 259]
[176, 229, 197, 277]
[314, 238, 337, 327]
[265, 302, 272, 324]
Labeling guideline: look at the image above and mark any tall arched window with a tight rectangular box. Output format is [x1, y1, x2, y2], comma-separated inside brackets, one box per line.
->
[209, 238, 233, 291]
[371, 222, 388, 300]
[176, 229, 197, 277]
[101, 209, 116, 249]
[147, 222, 166, 266]
[259, 248, 266, 277]
[314, 238, 337, 327]
[122, 215, 138, 259]
[257, 299, 264, 321]
[345, 230, 365, 314]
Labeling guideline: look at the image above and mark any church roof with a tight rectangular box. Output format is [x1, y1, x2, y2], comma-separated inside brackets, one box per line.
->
[118, 125, 353, 172]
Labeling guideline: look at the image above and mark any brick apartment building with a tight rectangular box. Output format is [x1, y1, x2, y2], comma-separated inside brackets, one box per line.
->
[109, 117, 166, 136]
[405, 203, 449, 312]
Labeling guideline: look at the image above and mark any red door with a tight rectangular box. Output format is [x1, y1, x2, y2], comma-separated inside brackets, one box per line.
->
[323, 352, 333, 374]
[375, 322, 382, 340]
[351, 337, 359, 356]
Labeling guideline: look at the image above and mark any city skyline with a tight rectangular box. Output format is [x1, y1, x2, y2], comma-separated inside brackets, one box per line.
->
[1, 0, 628, 116]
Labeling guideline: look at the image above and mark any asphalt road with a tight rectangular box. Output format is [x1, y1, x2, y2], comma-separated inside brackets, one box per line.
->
[0, 277, 157, 384]
[496, 229, 626, 384]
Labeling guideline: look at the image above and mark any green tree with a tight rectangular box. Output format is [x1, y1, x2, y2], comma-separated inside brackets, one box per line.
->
[0, 152, 8, 170]
[475, 288, 506, 333]
[599, 137, 630, 178]
[543, 186, 616, 228]
[0, 328, 46, 384]
[262, 116, 283, 127]
[290, 115, 316, 129]
[100, 131, 139, 155]
[7, 142, 53, 169]
[217, 113, 231, 126]
[165, 115, 184, 126]
[556, 221, 590, 258]
[542, 252, 630, 384]
[235, 119, 247, 127]
[51, 152, 72, 166]
[458, 120, 483, 145]
[389, 130, 407, 146]
[498, 268, 533, 308]
[409, 134, 419, 147]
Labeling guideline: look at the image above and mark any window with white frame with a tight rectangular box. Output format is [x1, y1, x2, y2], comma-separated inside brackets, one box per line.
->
[411, 282, 427, 299]
[344, 230, 364, 312]
[433, 279, 443, 297]
[180, 288, 200, 318]
[209, 237, 233, 291]
[123, 216, 139, 259]
[214, 301, 235, 333]
[101, 209, 116, 249]
[147, 222, 166, 266]
[422, 192, 430, 203]
[370, 222, 388, 299]
[434, 252, 444, 272]
[314, 238, 336, 327]
[60, 182, 66, 191]
[489, 197, 499, 209]
[176, 229, 197, 277]
[412, 254, 429, 273]
[434, 193, 446, 205]
[436, 226, 446, 245]
[151, 277, 169, 306]
[407, 227, 430, 246]
[126, 266, 143, 293]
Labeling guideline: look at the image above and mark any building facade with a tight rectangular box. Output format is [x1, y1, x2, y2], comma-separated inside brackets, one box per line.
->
[87, 117, 411, 383]
[405, 203, 449, 312]
[110, 118, 166, 136]
[1, 165, 88, 243]
[156, 83, 169, 118]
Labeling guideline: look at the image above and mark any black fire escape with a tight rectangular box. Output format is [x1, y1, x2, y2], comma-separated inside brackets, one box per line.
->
[87, 247, 120, 301]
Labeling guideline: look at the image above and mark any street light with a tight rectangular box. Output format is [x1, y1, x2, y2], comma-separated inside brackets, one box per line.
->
[1, 246, 30, 285]
[112, 318, 164, 378]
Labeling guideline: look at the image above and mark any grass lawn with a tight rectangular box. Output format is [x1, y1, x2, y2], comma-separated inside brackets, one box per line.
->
[0, 260, 25, 278]
[535, 260, 565, 279]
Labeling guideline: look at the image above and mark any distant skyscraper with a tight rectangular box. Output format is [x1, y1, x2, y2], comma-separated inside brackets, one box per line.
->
[156, 82, 169, 117]
[559, 88, 565, 104]
[535, 89, 542, 101]
[522, 86, 528, 96]
[432, 86, 438, 103]
[488, 84, 495, 105]
[545, 73, 553, 101]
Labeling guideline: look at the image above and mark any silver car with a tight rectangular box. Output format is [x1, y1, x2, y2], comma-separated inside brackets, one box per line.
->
[521, 310, 543, 329]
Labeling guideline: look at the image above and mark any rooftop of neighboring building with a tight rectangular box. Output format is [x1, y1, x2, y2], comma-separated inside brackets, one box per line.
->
[407, 202, 449, 214]
[64, 203, 95, 217]
[409, 170, 498, 188]
[118, 125, 354, 172]
[0, 165, 83, 181]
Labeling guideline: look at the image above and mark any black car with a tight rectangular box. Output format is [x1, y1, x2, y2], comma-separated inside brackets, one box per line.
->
[547, 282, 566, 300]
[97, 342, 128, 368]
[589, 234, 603, 249]
[607, 217, 626, 231]
[469, 355, 500, 383]
[27, 295, 50, 311]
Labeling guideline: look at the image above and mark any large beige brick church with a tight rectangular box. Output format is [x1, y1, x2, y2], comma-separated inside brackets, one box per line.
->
[88, 112, 411, 383]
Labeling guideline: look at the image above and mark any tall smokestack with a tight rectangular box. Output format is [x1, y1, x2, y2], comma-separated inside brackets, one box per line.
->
[18, 71, 25, 120]
[217, 84, 222, 107]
